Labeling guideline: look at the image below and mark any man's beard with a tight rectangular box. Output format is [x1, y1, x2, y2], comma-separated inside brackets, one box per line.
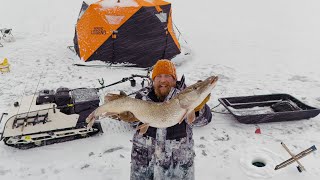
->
[154, 84, 171, 101]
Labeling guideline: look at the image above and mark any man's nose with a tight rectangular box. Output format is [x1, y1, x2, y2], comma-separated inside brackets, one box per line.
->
[158, 76, 168, 82]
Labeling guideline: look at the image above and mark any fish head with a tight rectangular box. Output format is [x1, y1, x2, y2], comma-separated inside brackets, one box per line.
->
[178, 76, 218, 109]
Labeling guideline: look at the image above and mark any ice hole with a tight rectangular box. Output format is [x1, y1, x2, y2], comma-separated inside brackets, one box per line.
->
[252, 159, 266, 167]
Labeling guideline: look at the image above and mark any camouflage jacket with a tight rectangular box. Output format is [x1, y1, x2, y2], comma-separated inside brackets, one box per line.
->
[130, 82, 212, 180]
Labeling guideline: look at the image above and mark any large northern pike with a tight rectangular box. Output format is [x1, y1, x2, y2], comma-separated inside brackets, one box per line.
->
[86, 75, 218, 134]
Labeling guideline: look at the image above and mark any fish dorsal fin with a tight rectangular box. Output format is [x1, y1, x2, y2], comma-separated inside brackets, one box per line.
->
[105, 92, 126, 102]
[179, 109, 196, 124]
[137, 123, 150, 135]
[179, 110, 188, 124]
[119, 90, 127, 96]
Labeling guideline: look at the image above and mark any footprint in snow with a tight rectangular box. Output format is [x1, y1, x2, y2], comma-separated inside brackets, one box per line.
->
[197, 144, 206, 148]
[288, 75, 312, 82]
[53, 169, 60, 174]
[0, 168, 11, 175]
[81, 164, 90, 170]
[201, 150, 207, 156]
[103, 146, 124, 154]
[200, 136, 206, 140]
[88, 152, 94, 157]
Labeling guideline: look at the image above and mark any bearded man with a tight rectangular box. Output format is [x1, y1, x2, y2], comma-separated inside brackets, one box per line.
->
[120, 59, 213, 180]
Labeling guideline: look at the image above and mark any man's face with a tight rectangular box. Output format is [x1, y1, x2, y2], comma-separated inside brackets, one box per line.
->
[153, 74, 176, 101]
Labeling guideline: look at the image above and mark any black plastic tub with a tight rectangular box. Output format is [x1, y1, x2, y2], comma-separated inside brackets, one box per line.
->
[218, 94, 320, 124]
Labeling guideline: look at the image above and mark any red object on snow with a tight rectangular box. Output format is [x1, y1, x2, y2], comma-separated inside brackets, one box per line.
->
[255, 128, 261, 134]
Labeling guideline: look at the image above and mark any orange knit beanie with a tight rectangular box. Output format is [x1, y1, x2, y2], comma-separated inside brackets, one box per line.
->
[152, 59, 177, 80]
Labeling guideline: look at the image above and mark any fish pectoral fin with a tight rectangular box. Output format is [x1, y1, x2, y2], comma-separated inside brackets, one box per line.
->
[178, 111, 188, 124]
[179, 117, 184, 124]
[118, 111, 140, 122]
[137, 123, 150, 135]
[186, 110, 196, 124]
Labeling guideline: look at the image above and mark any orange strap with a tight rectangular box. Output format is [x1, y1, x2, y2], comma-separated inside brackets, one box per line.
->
[155, 6, 162, 13]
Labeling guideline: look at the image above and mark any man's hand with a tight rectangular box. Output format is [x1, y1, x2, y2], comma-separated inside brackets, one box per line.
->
[194, 94, 211, 112]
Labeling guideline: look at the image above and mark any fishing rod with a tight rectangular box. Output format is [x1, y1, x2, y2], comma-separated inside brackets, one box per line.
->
[21, 73, 44, 131]
[15, 71, 36, 112]
[26, 73, 43, 114]
[96, 74, 151, 91]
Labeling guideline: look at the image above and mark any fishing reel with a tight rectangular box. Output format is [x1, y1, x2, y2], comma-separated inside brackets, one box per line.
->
[130, 74, 152, 88]
[97, 74, 151, 91]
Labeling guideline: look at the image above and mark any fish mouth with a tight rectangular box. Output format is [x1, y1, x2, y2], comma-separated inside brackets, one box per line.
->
[210, 76, 219, 84]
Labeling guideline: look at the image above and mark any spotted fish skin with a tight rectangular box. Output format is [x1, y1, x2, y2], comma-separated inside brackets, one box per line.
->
[86, 76, 218, 132]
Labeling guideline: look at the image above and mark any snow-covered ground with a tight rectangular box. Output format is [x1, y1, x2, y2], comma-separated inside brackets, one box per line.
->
[1, 0, 320, 179]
